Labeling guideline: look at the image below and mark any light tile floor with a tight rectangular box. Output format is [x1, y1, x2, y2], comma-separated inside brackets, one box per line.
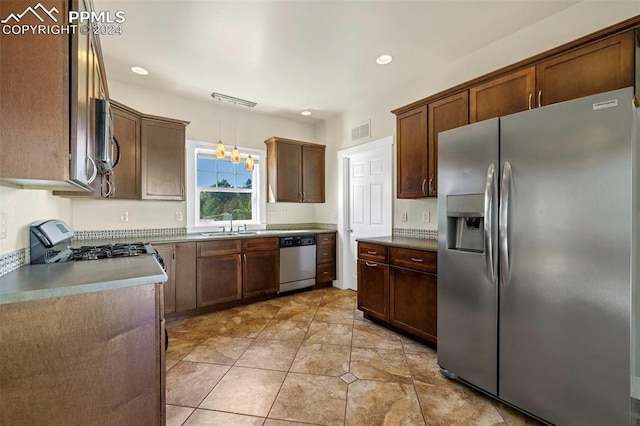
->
[166, 287, 542, 426]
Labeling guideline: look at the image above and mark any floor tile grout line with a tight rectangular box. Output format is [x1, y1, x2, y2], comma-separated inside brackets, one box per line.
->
[401, 340, 429, 426]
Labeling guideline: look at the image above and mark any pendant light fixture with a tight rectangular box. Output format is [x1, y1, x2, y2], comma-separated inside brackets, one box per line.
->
[210, 92, 257, 167]
[245, 103, 255, 171]
[215, 98, 225, 158]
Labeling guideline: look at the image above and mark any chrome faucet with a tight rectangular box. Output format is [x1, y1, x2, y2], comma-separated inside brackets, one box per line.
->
[229, 209, 243, 232]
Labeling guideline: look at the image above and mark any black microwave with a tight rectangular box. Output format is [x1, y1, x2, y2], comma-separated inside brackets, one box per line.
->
[95, 99, 120, 174]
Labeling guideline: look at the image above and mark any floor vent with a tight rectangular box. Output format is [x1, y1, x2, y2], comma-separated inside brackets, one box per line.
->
[351, 120, 371, 142]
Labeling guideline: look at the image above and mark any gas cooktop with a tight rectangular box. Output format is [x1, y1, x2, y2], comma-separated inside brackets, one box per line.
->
[69, 243, 155, 261]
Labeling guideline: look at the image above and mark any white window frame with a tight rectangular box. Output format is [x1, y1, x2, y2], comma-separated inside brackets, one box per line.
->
[186, 139, 266, 233]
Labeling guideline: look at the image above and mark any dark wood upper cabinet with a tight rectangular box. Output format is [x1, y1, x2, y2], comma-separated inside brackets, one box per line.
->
[0, 0, 108, 191]
[396, 105, 428, 198]
[427, 91, 469, 197]
[141, 118, 186, 200]
[470, 66, 536, 123]
[265, 137, 326, 203]
[536, 31, 635, 107]
[394, 21, 637, 203]
[111, 102, 141, 199]
[301, 145, 326, 203]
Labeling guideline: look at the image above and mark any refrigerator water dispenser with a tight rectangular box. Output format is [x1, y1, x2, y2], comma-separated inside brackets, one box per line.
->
[446, 194, 484, 252]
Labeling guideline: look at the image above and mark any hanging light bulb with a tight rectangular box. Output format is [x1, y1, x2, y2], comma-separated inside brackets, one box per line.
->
[215, 140, 225, 159]
[230, 146, 241, 163]
[245, 154, 254, 171]
[215, 98, 225, 158]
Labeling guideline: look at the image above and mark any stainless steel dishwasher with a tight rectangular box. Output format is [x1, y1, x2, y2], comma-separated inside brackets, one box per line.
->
[279, 235, 316, 294]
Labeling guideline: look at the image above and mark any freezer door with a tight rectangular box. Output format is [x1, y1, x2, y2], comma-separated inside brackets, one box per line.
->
[437, 118, 499, 395]
[499, 88, 633, 425]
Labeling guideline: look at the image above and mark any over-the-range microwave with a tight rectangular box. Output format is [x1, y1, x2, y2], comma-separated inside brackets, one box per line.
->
[94, 98, 120, 174]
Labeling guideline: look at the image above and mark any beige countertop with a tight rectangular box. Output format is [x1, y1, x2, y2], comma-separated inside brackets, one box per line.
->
[0, 255, 167, 304]
[356, 236, 438, 252]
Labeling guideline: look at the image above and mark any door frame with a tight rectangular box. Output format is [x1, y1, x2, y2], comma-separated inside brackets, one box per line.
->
[336, 135, 394, 290]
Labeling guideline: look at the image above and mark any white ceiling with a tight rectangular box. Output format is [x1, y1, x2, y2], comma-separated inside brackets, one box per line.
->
[94, 1, 595, 124]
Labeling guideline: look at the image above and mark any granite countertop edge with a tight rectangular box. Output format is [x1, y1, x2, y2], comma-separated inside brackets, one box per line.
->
[0, 255, 167, 305]
[356, 235, 438, 252]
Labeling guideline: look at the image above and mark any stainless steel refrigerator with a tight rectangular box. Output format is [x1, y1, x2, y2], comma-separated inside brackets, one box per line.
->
[437, 87, 638, 425]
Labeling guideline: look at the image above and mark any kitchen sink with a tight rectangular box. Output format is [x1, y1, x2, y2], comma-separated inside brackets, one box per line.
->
[200, 231, 258, 237]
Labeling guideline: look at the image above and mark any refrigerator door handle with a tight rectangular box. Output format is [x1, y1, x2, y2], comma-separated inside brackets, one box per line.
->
[499, 161, 512, 286]
[484, 163, 496, 283]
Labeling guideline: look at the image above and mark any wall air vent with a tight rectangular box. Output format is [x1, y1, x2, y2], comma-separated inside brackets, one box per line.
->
[351, 120, 371, 142]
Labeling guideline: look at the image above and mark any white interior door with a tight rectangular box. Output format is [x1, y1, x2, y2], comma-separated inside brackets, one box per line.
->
[340, 138, 392, 290]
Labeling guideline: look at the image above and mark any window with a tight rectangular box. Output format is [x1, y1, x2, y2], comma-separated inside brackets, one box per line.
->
[187, 140, 265, 231]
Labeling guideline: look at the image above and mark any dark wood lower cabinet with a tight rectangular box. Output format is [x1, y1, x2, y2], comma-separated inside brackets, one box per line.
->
[197, 254, 242, 307]
[243, 250, 279, 298]
[0, 284, 164, 425]
[390, 266, 437, 344]
[154, 244, 175, 314]
[357, 242, 437, 344]
[357, 259, 389, 322]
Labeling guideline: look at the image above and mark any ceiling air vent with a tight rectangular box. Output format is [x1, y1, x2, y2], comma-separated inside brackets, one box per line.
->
[351, 120, 371, 142]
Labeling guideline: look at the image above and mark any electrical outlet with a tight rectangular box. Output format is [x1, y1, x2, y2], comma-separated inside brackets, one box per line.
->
[422, 211, 431, 223]
[401, 211, 408, 222]
[0, 213, 6, 239]
[175, 211, 183, 222]
[120, 211, 129, 222]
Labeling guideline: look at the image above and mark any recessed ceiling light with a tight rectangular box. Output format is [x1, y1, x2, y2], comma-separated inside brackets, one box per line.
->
[301, 110, 312, 116]
[376, 54, 393, 65]
[130, 66, 149, 75]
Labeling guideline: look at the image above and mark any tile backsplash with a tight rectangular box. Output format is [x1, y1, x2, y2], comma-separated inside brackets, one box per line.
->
[73, 227, 187, 241]
[393, 228, 438, 239]
[0, 248, 26, 278]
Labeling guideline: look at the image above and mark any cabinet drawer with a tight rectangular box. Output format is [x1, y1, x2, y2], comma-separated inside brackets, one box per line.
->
[198, 240, 241, 257]
[317, 245, 336, 264]
[390, 247, 437, 274]
[317, 232, 336, 246]
[317, 262, 336, 283]
[242, 237, 279, 253]
[358, 243, 388, 263]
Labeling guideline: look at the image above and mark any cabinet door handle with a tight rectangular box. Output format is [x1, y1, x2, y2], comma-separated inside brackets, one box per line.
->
[303, 192, 306, 201]
[410, 257, 424, 262]
[299, 191, 303, 202]
[365, 262, 377, 267]
[428, 179, 433, 195]
[528, 93, 532, 110]
[86, 156, 97, 184]
[323, 271, 329, 275]
[421, 179, 427, 195]
[367, 250, 377, 255]
[538, 91, 542, 108]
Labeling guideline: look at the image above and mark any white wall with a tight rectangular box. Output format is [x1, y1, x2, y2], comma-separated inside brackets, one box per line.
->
[317, 1, 640, 231]
[0, 186, 72, 253]
[71, 80, 320, 231]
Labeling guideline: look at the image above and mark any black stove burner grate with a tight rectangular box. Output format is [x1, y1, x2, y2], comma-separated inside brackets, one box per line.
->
[69, 243, 151, 261]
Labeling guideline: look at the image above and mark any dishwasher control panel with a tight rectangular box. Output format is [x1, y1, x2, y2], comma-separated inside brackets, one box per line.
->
[280, 235, 316, 247]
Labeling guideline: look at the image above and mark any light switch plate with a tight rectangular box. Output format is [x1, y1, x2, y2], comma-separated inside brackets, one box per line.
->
[0, 213, 6, 239]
